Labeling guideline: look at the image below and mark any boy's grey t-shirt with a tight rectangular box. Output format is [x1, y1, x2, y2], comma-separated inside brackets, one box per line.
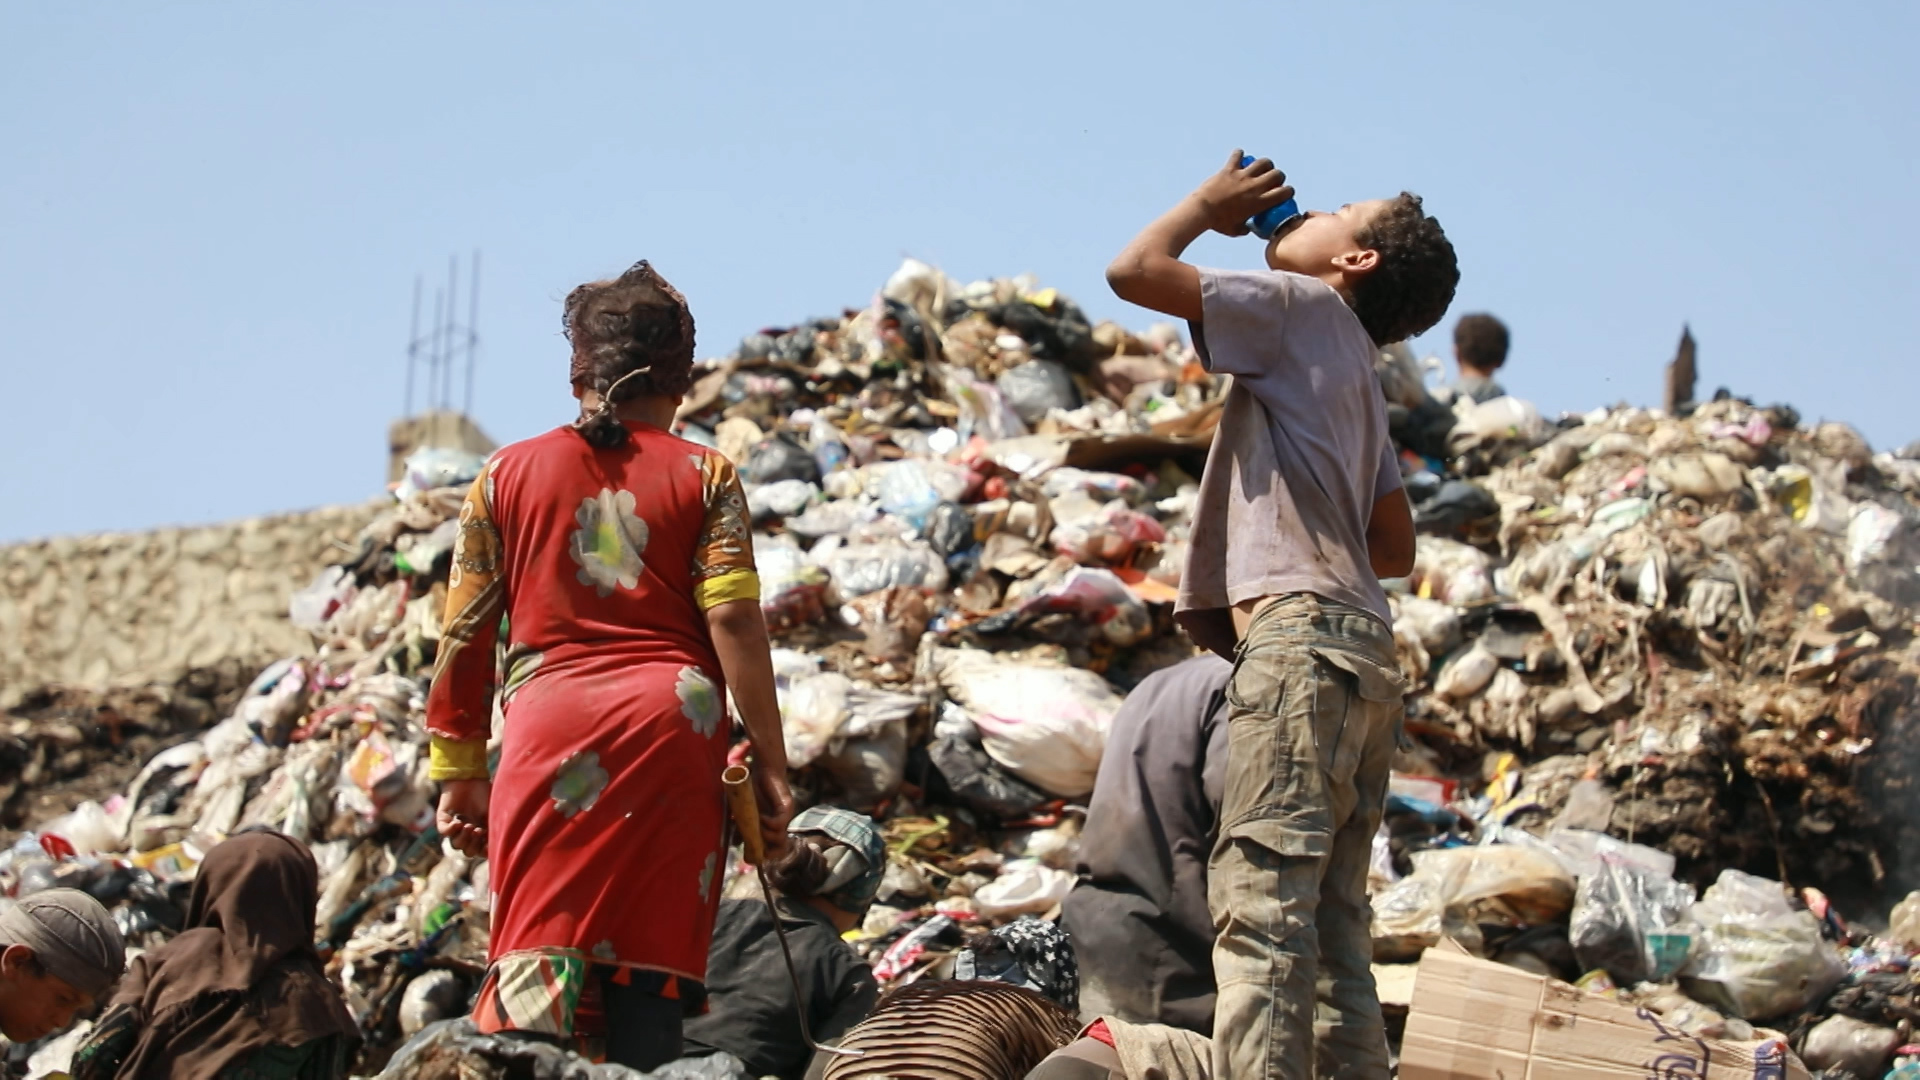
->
[1176, 268, 1400, 651]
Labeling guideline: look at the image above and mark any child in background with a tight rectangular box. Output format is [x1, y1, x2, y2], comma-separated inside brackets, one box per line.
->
[1452, 312, 1510, 403]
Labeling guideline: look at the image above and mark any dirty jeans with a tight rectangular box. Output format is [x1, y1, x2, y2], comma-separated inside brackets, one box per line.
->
[1209, 595, 1406, 1080]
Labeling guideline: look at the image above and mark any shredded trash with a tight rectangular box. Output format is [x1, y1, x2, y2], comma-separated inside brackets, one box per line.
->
[5, 259, 1920, 1076]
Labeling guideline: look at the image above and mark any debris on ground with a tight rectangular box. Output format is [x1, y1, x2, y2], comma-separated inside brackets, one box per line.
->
[5, 258, 1920, 1076]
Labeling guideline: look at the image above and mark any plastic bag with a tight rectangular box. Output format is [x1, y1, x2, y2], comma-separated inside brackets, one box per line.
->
[924, 734, 1052, 820]
[1848, 502, 1905, 571]
[1568, 854, 1697, 985]
[1411, 537, 1495, 604]
[973, 859, 1075, 919]
[782, 673, 854, 768]
[1800, 1015, 1901, 1077]
[289, 565, 355, 632]
[819, 726, 907, 810]
[755, 538, 830, 628]
[743, 433, 821, 486]
[1765, 463, 1852, 535]
[237, 659, 312, 746]
[940, 364, 1029, 443]
[808, 414, 850, 476]
[820, 539, 948, 600]
[39, 802, 120, 857]
[1040, 468, 1145, 504]
[877, 461, 945, 529]
[998, 360, 1081, 425]
[845, 586, 933, 662]
[1678, 869, 1847, 1020]
[1450, 395, 1550, 446]
[399, 970, 466, 1037]
[379, 1017, 752, 1080]
[1433, 644, 1499, 700]
[395, 447, 487, 501]
[1010, 567, 1152, 647]
[1888, 888, 1920, 949]
[883, 257, 960, 314]
[1393, 596, 1463, 657]
[1651, 452, 1747, 499]
[1049, 502, 1166, 566]
[932, 650, 1122, 798]
[746, 479, 818, 520]
[1370, 845, 1575, 962]
[784, 497, 877, 541]
[923, 502, 975, 558]
[1413, 480, 1500, 537]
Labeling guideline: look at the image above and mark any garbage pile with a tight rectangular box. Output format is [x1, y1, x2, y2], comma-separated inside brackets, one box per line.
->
[1, 256, 1918, 1077]
[1367, 377, 1920, 1075]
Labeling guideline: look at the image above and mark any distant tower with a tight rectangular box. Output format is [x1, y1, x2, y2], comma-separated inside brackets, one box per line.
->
[390, 251, 496, 482]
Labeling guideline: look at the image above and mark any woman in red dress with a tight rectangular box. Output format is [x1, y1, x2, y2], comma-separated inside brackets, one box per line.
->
[425, 261, 794, 1070]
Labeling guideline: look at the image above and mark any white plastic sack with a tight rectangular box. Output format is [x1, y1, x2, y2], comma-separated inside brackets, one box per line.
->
[1411, 537, 1495, 604]
[746, 480, 819, 520]
[818, 539, 948, 600]
[933, 650, 1122, 798]
[1651, 452, 1747, 499]
[781, 673, 853, 768]
[1678, 869, 1847, 1020]
[1452, 395, 1550, 446]
[973, 859, 1075, 919]
[39, 802, 119, 856]
[1392, 596, 1463, 657]
[395, 447, 488, 502]
[1371, 844, 1575, 961]
[1847, 503, 1904, 571]
[289, 566, 355, 633]
[1434, 644, 1499, 700]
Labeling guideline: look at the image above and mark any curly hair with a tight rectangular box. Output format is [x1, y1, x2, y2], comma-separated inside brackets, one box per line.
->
[564, 260, 697, 449]
[1348, 193, 1459, 347]
[1453, 312, 1509, 370]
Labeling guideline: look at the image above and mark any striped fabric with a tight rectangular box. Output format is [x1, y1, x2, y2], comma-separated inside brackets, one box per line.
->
[823, 981, 1082, 1080]
[471, 950, 588, 1037]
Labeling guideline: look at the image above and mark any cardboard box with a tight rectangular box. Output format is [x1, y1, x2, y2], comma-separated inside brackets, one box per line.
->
[1399, 943, 1807, 1080]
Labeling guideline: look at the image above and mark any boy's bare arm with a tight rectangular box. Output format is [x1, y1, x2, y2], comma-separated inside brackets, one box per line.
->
[1106, 150, 1294, 321]
[1365, 489, 1417, 579]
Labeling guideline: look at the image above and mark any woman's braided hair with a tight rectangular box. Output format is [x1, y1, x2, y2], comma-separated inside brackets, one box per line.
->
[564, 260, 697, 449]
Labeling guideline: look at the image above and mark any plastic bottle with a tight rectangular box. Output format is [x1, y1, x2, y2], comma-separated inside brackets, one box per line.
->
[1239, 154, 1301, 239]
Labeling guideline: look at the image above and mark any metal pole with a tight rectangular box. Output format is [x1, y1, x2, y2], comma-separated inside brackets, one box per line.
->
[430, 288, 446, 423]
[446, 256, 460, 414]
[406, 276, 422, 417]
[465, 250, 481, 415]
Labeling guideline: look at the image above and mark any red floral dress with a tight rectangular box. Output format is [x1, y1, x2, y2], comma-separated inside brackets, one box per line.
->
[425, 420, 757, 1042]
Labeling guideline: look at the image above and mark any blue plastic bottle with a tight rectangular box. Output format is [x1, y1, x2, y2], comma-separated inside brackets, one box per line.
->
[1239, 154, 1300, 240]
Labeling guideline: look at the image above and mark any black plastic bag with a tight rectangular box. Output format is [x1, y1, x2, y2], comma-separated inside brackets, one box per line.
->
[997, 361, 1081, 425]
[925, 502, 976, 559]
[1569, 856, 1695, 985]
[743, 434, 820, 486]
[923, 734, 1051, 819]
[1415, 480, 1500, 537]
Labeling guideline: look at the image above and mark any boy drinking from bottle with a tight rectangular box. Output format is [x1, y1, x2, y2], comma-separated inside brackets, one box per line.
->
[1107, 151, 1457, 1079]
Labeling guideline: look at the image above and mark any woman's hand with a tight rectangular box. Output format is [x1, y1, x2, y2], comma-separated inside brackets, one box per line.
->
[437, 778, 492, 858]
[753, 763, 795, 861]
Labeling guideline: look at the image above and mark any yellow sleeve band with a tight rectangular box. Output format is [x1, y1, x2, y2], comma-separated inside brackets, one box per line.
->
[694, 569, 761, 611]
[429, 735, 491, 781]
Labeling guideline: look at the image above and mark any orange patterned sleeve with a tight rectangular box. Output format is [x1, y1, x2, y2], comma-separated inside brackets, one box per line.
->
[691, 451, 759, 610]
[426, 464, 504, 780]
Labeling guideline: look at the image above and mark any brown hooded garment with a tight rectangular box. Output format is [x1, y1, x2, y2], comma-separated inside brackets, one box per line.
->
[74, 830, 358, 1080]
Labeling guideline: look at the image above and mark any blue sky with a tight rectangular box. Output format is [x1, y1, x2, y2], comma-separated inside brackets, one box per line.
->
[2, 2, 1914, 541]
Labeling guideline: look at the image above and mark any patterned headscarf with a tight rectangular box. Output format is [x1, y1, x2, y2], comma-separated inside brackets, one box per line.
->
[954, 916, 1079, 1012]
[789, 806, 886, 913]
